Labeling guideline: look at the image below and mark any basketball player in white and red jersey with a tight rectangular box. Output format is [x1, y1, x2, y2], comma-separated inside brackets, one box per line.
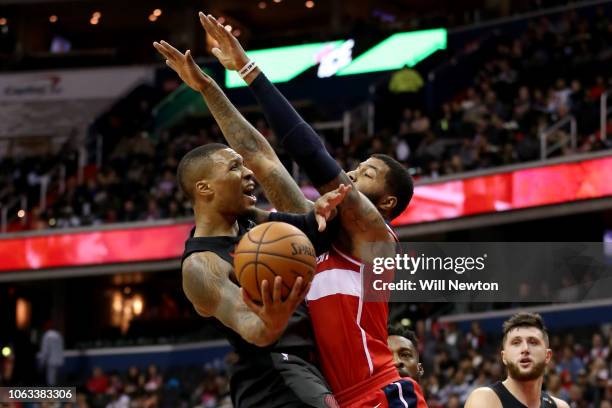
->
[192, 14, 425, 408]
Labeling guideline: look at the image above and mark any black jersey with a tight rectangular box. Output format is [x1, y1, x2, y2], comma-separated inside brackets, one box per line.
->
[490, 381, 558, 408]
[181, 217, 333, 408]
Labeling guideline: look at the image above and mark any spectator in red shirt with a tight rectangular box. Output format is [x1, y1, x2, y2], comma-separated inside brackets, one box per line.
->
[86, 367, 109, 394]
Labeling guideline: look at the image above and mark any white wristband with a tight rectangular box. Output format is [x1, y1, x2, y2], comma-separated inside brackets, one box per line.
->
[239, 60, 257, 79]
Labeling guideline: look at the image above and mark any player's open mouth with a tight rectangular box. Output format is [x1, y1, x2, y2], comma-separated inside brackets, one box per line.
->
[519, 358, 532, 366]
[243, 183, 257, 204]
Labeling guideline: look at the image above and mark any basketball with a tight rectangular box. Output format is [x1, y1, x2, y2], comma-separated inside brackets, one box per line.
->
[234, 222, 316, 303]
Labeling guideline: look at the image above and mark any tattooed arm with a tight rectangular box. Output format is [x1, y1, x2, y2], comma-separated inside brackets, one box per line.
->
[153, 40, 312, 213]
[319, 173, 394, 260]
[192, 17, 393, 255]
[199, 81, 313, 213]
[182, 251, 308, 347]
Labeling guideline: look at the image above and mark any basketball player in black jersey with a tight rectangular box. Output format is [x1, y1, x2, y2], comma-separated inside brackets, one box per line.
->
[465, 313, 569, 408]
[176, 142, 350, 407]
[155, 19, 420, 408]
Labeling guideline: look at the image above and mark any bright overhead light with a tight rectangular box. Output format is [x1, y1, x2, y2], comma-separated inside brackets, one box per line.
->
[258, 2, 267, 9]
[92, 11, 101, 18]
[153, 9, 162, 17]
[148, 14, 157, 22]
[305, 0, 315, 8]
[90, 18, 99, 25]
[17, 210, 25, 218]
[1, 347, 11, 357]
[49, 15, 58, 23]
[0, 18, 7, 26]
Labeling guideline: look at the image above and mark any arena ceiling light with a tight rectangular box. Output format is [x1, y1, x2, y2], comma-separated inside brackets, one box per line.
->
[224, 28, 447, 88]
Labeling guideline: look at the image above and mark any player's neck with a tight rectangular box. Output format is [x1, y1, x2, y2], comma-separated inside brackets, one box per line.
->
[194, 207, 239, 237]
[503, 376, 543, 408]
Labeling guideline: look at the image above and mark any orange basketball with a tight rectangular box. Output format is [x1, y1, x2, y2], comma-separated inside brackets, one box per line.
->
[234, 222, 316, 303]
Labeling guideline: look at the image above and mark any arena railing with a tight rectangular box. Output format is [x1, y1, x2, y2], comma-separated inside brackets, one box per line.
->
[437, 298, 612, 333]
[601, 88, 611, 142]
[539, 115, 577, 160]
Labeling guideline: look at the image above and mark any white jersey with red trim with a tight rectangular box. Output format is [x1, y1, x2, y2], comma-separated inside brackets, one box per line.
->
[306, 226, 400, 405]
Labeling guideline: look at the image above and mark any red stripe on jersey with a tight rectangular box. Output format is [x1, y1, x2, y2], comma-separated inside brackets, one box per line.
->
[307, 242, 400, 401]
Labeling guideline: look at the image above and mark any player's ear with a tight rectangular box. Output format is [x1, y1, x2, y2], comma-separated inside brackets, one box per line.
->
[545, 348, 553, 364]
[501, 350, 507, 366]
[195, 179, 213, 198]
[378, 195, 397, 215]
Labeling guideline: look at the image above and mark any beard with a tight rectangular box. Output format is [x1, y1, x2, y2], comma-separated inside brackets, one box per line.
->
[361, 189, 382, 207]
[506, 359, 547, 381]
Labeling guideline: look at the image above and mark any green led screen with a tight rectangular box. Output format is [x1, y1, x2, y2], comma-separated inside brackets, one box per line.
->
[224, 28, 446, 87]
[225, 41, 343, 88]
[337, 28, 447, 75]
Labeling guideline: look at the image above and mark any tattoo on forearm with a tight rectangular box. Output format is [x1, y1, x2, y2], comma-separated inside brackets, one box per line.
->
[258, 167, 312, 213]
[202, 82, 273, 157]
[319, 172, 388, 235]
[184, 252, 273, 345]
[201, 82, 311, 214]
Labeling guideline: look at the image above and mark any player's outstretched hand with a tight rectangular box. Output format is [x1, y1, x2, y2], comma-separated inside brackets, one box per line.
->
[314, 184, 352, 232]
[241, 276, 311, 333]
[199, 12, 249, 71]
[153, 41, 211, 92]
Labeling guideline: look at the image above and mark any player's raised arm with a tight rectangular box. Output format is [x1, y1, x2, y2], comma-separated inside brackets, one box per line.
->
[182, 251, 308, 347]
[199, 13, 341, 194]
[153, 40, 311, 214]
[200, 14, 392, 251]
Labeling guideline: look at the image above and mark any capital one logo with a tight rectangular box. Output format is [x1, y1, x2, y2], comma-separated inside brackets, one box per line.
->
[316, 39, 355, 79]
[4, 75, 62, 96]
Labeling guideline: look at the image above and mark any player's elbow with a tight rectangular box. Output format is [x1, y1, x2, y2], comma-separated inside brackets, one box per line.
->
[243, 331, 278, 348]
[193, 304, 212, 318]
[251, 337, 275, 348]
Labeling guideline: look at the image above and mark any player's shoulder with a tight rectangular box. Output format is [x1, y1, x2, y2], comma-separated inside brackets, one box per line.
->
[400, 377, 425, 395]
[386, 224, 399, 242]
[551, 396, 569, 408]
[465, 387, 501, 408]
[183, 251, 230, 277]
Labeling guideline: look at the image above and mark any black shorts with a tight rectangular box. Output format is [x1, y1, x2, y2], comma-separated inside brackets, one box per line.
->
[230, 351, 336, 408]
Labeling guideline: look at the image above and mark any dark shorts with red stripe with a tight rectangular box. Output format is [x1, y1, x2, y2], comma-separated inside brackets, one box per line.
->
[342, 378, 428, 408]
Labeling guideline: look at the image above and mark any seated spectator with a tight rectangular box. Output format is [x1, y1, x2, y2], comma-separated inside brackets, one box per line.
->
[86, 367, 109, 395]
[144, 364, 163, 392]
